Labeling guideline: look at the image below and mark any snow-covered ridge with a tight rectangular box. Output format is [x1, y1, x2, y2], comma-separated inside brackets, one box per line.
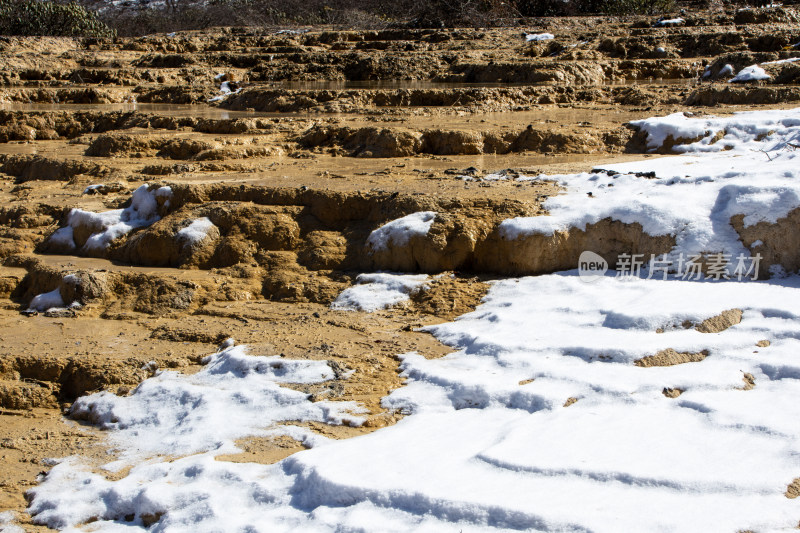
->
[502, 108, 800, 268]
[366, 211, 436, 252]
[48, 184, 172, 253]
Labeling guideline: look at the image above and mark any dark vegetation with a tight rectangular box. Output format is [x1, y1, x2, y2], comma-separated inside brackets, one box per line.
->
[0, 0, 115, 38]
[96, 0, 680, 34]
[0, 0, 788, 37]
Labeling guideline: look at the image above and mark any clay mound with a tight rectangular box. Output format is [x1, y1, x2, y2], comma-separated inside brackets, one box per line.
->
[0, 154, 108, 182]
[115, 216, 221, 268]
[732, 207, 800, 279]
[0, 380, 59, 409]
[473, 219, 675, 276]
[734, 6, 800, 24]
[297, 124, 631, 157]
[297, 125, 422, 158]
[695, 309, 743, 333]
[0, 352, 151, 405]
[85, 134, 217, 159]
[686, 86, 800, 106]
[786, 478, 800, 498]
[443, 61, 606, 85]
[635, 348, 710, 367]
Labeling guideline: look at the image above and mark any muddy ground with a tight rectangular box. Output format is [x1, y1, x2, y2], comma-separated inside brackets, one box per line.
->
[1, 5, 800, 529]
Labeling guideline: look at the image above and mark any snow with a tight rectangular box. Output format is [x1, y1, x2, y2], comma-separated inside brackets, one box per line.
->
[0, 511, 24, 533]
[25, 108, 800, 532]
[47, 185, 172, 252]
[719, 63, 735, 76]
[525, 33, 554, 41]
[366, 211, 436, 252]
[504, 108, 800, 267]
[331, 272, 429, 312]
[656, 17, 685, 26]
[29, 345, 367, 530]
[730, 64, 770, 82]
[29, 274, 800, 532]
[66, 345, 362, 464]
[762, 57, 800, 65]
[209, 81, 242, 102]
[176, 217, 215, 246]
[27, 288, 64, 312]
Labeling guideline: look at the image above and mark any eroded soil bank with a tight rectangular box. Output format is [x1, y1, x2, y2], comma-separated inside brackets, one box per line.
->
[2, 5, 800, 529]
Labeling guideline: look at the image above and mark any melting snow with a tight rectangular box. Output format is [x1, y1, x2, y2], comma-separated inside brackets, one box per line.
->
[176, 217, 216, 246]
[366, 211, 436, 251]
[656, 17, 685, 26]
[331, 273, 429, 312]
[48, 185, 172, 252]
[27, 288, 64, 312]
[730, 64, 771, 82]
[25, 108, 800, 532]
[505, 108, 800, 264]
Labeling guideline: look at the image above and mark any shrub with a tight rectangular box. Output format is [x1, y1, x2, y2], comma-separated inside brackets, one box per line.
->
[516, 0, 674, 15]
[0, 0, 115, 38]
[580, 0, 675, 15]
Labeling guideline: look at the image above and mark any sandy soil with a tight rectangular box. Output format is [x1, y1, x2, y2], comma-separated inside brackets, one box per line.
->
[1, 5, 799, 528]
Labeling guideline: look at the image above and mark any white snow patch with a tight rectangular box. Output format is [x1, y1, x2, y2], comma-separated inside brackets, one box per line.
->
[366, 211, 436, 252]
[655, 17, 685, 26]
[27, 289, 64, 312]
[66, 344, 363, 463]
[730, 64, 770, 82]
[331, 273, 429, 312]
[209, 81, 242, 102]
[31, 274, 800, 531]
[47, 185, 172, 252]
[176, 217, 216, 246]
[762, 57, 800, 65]
[719, 63, 735, 76]
[502, 108, 800, 266]
[525, 33, 554, 41]
[0, 511, 24, 533]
